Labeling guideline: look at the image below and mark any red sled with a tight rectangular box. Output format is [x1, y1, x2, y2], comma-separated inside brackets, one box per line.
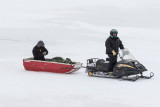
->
[23, 58, 82, 73]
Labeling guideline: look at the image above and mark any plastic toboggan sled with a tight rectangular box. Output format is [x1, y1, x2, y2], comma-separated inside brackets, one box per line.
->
[23, 58, 82, 73]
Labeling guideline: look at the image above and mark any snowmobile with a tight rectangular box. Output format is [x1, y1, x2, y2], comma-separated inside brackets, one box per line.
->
[85, 49, 154, 81]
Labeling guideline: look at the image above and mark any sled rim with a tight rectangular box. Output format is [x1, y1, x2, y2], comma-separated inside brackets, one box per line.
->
[65, 63, 82, 74]
[23, 58, 79, 66]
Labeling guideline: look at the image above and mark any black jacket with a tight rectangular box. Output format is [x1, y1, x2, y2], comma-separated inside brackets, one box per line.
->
[105, 36, 124, 54]
[32, 46, 48, 61]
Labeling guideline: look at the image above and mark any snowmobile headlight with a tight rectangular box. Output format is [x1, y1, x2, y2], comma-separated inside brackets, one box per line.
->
[135, 62, 138, 65]
[117, 64, 134, 68]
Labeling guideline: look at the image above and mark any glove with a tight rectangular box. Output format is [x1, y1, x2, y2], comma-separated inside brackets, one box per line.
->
[43, 52, 47, 55]
[112, 50, 117, 56]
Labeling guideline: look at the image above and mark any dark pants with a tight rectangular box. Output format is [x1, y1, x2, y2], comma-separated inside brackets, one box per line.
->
[107, 54, 117, 71]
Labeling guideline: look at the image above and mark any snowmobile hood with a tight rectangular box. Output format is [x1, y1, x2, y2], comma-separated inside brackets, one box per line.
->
[113, 59, 147, 77]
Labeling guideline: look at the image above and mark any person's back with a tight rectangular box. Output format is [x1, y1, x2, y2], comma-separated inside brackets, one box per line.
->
[32, 40, 48, 61]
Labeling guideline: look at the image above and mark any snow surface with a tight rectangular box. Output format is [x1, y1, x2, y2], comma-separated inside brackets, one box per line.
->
[0, 0, 160, 107]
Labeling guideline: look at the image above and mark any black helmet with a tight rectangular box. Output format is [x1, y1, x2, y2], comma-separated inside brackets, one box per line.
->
[37, 40, 45, 47]
[110, 29, 118, 36]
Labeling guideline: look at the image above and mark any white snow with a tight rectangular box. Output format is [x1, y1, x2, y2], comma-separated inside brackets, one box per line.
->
[0, 0, 160, 107]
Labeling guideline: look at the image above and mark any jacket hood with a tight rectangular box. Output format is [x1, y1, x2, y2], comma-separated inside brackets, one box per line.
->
[37, 41, 44, 47]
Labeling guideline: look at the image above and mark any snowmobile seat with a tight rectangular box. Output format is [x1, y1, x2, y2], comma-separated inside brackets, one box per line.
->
[106, 58, 110, 61]
[89, 59, 94, 63]
[96, 59, 109, 71]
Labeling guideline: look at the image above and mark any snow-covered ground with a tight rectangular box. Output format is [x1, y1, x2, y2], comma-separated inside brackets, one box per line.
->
[0, 0, 160, 107]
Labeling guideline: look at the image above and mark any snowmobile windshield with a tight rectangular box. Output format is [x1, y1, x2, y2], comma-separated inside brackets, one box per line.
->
[121, 49, 136, 60]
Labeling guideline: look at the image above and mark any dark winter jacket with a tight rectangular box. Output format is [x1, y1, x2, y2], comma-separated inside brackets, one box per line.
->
[32, 46, 48, 61]
[105, 36, 124, 54]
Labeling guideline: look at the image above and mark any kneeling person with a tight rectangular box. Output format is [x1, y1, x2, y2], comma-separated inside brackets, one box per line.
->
[32, 40, 48, 61]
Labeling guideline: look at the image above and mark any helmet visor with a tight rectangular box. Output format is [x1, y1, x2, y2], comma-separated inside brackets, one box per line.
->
[112, 33, 117, 36]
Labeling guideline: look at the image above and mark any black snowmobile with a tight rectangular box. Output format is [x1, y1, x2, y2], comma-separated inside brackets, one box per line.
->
[85, 49, 154, 81]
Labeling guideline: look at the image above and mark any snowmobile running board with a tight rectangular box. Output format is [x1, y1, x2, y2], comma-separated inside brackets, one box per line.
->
[88, 72, 154, 82]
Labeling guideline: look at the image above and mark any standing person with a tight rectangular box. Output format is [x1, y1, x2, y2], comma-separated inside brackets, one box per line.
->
[32, 40, 48, 61]
[105, 29, 124, 71]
